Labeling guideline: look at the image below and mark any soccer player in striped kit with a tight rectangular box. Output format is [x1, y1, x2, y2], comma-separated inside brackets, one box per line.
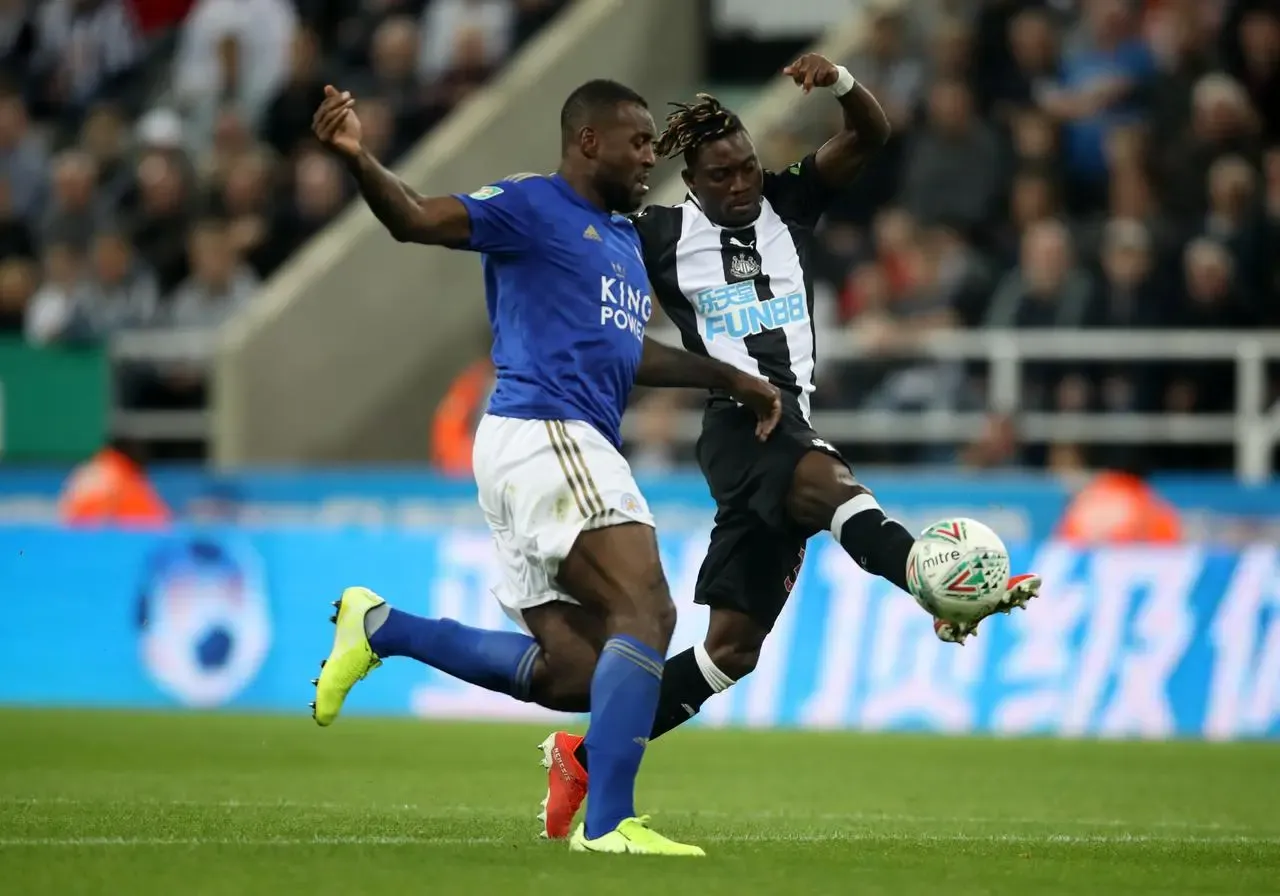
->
[537, 53, 1042, 839]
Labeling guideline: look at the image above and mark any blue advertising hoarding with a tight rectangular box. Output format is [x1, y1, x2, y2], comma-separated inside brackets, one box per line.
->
[4, 467, 1280, 544]
[2, 524, 1276, 740]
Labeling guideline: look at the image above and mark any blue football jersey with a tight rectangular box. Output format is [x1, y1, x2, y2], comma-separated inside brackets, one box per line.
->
[454, 174, 652, 448]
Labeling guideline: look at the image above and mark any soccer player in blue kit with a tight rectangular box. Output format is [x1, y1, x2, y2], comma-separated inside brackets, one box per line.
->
[308, 82, 781, 856]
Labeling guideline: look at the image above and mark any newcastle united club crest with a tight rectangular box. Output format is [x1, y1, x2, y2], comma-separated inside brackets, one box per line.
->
[729, 253, 760, 279]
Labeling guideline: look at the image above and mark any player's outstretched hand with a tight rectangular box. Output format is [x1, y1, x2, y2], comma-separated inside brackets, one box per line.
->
[313, 85, 362, 158]
[729, 372, 782, 441]
[782, 53, 839, 94]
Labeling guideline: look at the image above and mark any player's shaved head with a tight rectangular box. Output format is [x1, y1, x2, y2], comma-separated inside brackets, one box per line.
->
[558, 79, 655, 213]
[559, 79, 649, 149]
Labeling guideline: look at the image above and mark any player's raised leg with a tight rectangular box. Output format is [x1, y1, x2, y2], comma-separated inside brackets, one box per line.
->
[786, 450, 1040, 644]
[312, 587, 590, 726]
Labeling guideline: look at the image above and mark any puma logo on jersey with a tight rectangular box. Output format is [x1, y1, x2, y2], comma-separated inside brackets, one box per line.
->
[728, 236, 754, 249]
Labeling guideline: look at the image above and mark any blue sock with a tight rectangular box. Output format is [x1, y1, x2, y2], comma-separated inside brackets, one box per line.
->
[583, 636, 665, 839]
[368, 608, 541, 700]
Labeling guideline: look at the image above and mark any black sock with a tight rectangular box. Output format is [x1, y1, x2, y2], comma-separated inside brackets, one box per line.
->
[574, 648, 716, 771]
[834, 500, 914, 594]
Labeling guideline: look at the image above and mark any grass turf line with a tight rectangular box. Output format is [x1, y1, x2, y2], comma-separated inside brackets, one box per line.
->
[1, 708, 1277, 895]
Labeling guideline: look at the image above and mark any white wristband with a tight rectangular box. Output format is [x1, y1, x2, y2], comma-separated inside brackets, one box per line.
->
[829, 65, 857, 97]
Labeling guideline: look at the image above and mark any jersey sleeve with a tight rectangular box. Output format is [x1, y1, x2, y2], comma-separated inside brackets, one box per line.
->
[452, 177, 538, 254]
[761, 153, 830, 229]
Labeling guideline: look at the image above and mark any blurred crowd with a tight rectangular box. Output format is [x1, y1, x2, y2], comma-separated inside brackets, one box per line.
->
[0, 0, 566, 413]
[622, 0, 1280, 476]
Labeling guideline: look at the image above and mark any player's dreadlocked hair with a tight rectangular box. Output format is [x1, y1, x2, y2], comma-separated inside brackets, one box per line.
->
[654, 93, 743, 166]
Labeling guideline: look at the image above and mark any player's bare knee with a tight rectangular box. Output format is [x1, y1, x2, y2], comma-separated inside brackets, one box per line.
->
[528, 650, 592, 712]
[788, 454, 871, 531]
[705, 609, 767, 682]
[609, 576, 676, 650]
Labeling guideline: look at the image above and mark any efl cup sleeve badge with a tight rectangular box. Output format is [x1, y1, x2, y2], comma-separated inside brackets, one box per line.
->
[468, 185, 504, 200]
[136, 536, 272, 708]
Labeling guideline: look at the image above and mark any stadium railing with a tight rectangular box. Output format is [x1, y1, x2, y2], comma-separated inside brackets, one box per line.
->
[633, 327, 1280, 482]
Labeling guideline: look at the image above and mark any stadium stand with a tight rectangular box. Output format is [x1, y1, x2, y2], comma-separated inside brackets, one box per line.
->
[0, 0, 570, 459]
[630, 0, 1280, 477]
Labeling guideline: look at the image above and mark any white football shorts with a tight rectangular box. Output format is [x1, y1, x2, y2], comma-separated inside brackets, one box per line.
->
[472, 414, 655, 630]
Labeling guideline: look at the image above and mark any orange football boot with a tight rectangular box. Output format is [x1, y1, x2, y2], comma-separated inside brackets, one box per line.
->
[934, 573, 1041, 644]
[537, 731, 588, 839]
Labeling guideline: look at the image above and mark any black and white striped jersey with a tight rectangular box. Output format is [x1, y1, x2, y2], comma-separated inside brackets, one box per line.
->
[631, 153, 830, 421]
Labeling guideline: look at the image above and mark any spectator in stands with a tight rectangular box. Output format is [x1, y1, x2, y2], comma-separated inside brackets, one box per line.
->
[1089, 218, 1165, 414]
[328, 0, 426, 71]
[266, 148, 347, 265]
[25, 239, 91, 344]
[421, 26, 498, 126]
[82, 226, 160, 336]
[262, 25, 326, 159]
[173, 0, 297, 147]
[1039, 0, 1157, 213]
[901, 77, 1002, 231]
[199, 104, 256, 193]
[0, 175, 34, 260]
[1264, 145, 1280, 300]
[0, 85, 47, 225]
[1162, 72, 1262, 223]
[959, 412, 1021, 471]
[1147, 0, 1217, 149]
[41, 149, 106, 249]
[1201, 152, 1268, 293]
[853, 6, 924, 133]
[366, 15, 430, 141]
[996, 167, 1061, 265]
[0, 254, 35, 333]
[350, 93, 401, 162]
[128, 149, 192, 293]
[987, 218, 1094, 330]
[215, 146, 277, 277]
[926, 15, 975, 87]
[0, 0, 35, 84]
[167, 217, 257, 328]
[1163, 234, 1258, 468]
[1224, 2, 1280, 141]
[418, 0, 513, 83]
[78, 103, 133, 209]
[30, 0, 145, 124]
[988, 5, 1061, 124]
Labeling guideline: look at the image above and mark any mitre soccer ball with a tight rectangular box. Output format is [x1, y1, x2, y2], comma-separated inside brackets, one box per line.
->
[905, 518, 1011, 624]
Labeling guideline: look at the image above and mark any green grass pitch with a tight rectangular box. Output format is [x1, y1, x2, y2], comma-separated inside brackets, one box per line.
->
[2, 709, 1278, 894]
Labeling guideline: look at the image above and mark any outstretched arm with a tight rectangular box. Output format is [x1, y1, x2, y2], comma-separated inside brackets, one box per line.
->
[636, 337, 782, 440]
[342, 148, 471, 246]
[784, 53, 891, 188]
[313, 85, 470, 246]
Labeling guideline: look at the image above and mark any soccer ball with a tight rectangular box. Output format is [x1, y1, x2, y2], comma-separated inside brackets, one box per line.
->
[905, 518, 1011, 624]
